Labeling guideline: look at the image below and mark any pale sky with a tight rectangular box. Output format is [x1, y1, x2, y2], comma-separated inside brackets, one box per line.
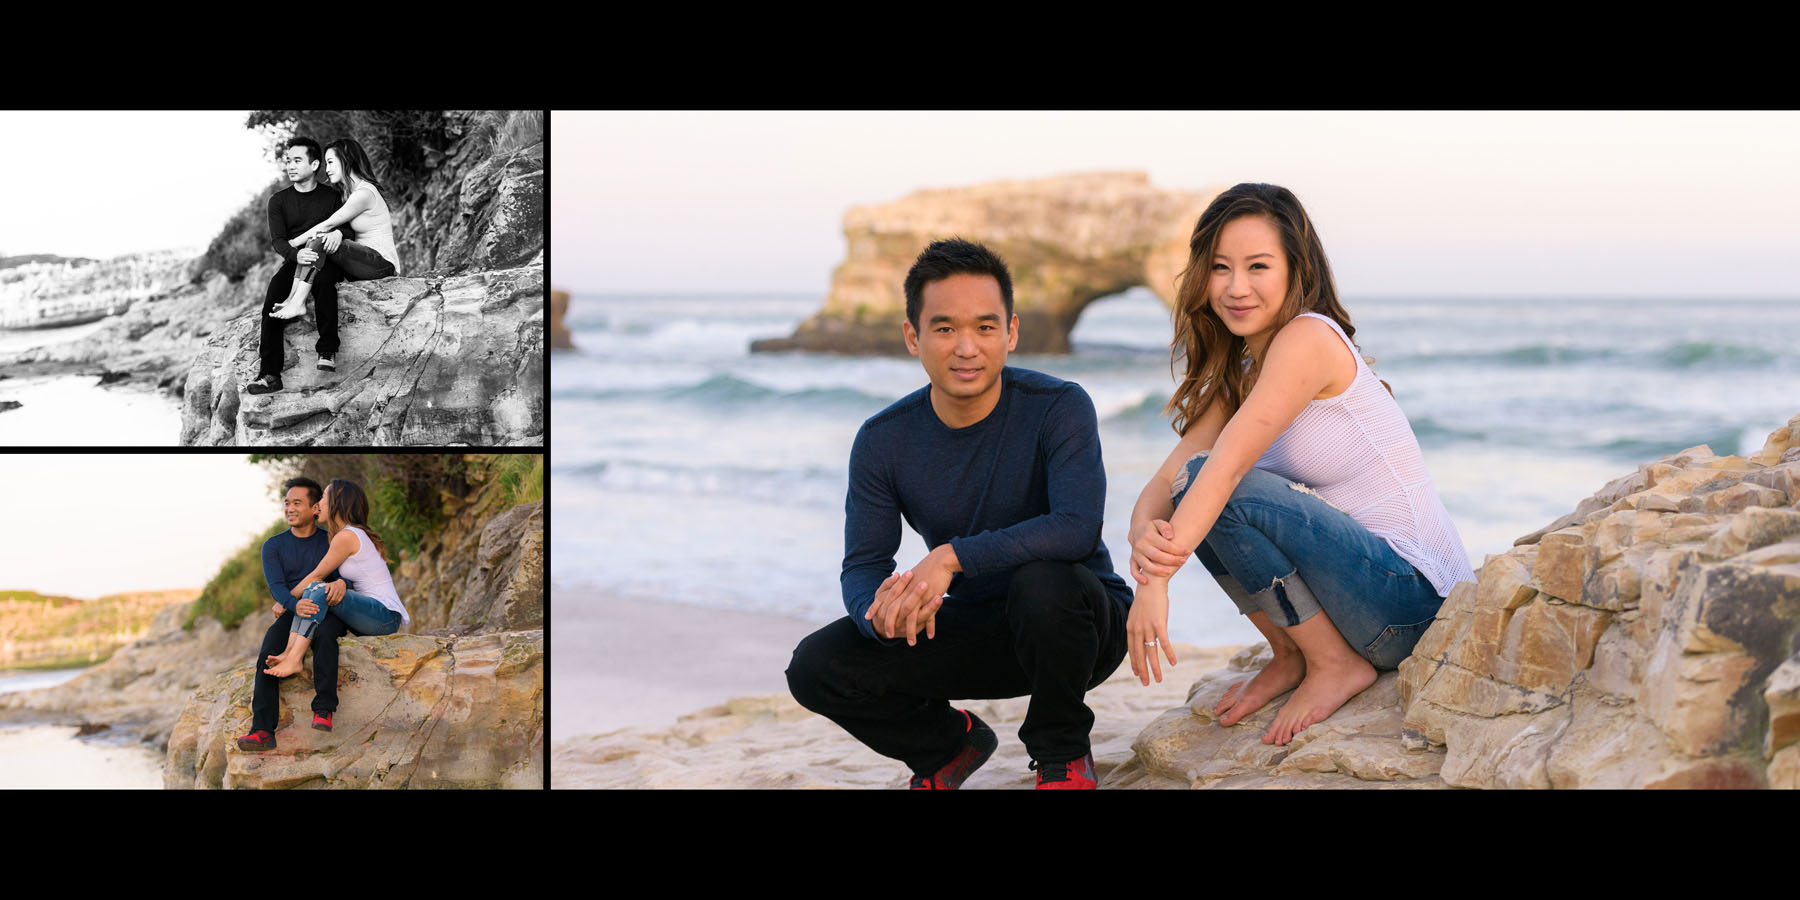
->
[554, 110, 1800, 298]
[0, 111, 275, 260]
[0, 455, 281, 598]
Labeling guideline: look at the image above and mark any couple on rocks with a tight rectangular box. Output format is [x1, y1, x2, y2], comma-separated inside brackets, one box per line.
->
[247, 135, 402, 396]
[784, 183, 1475, 789]
[235, 475, 411, 751]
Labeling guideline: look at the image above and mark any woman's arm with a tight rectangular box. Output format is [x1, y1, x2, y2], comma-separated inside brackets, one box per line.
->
[1162, 318, 1348, 557]
[293, 529, 361, 594]
[291, 188, 373, 246]
[1127, 397, 1229, 582]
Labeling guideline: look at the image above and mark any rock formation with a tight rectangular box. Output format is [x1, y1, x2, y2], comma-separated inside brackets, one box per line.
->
[550, 289, 574, 350]
[751, 172, 1218, 355]
[0, 250, 194, 329]
[164, 630, 541, 789]
[1116, 413, 1800, 789]
[178, 265, 544, 446]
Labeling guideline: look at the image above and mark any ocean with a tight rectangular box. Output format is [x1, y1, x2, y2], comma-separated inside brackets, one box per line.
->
[552, 290, 1799, 648]
[0, 319, 182, 446]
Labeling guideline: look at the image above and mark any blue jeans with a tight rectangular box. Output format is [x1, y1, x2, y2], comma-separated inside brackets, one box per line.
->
[292, 581, 402, 640]
[1170, 452, 1443, 669]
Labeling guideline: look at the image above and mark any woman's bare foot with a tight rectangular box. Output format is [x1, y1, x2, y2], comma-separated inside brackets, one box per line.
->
[1215, 650, 1306, 726]
[269, 282, 313, 320]
[1262, 652, 1376, 745]
[263, 653, 304, 678]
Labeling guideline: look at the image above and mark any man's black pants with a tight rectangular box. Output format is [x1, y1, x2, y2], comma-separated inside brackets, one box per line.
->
[250, 609, 350, 733]
[785, 561, 1129, 774]
[258, 259, 343, 379]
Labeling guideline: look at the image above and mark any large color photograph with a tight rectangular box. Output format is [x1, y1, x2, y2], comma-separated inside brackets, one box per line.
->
[552, 111, 1799, 789]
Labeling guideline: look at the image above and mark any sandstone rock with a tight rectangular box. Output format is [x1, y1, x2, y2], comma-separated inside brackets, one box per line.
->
[165, 630, 542, 789]
[179, 265, 544, 446]
[751, 172, 1220, 355]
[1764, 654, 1800, 759]
[550, 289, 574, 349]
[398, 497, 543, 634]
[1531, 528, 1587, 601]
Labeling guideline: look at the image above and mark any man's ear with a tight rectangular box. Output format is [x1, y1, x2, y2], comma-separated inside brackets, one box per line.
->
[1005, 313, 1019, 352]
[903, 320, 920, 358]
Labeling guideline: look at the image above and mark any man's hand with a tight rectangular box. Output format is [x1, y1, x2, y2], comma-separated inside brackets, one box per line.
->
[321, 231, 343, 254]
[1129, 519, 1187, 585]
[864, 545, 960, 645]
[272, 602, 286, 617]
[296, 598, 320, 617]
[324, 579, 347, 606]
[297, 248, 320, 266]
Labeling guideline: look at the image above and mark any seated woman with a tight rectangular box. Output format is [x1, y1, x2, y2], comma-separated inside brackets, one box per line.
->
[1126, 182, 1474, 746]
[263, 477, 411, 683]
[269, 138, 401, 321]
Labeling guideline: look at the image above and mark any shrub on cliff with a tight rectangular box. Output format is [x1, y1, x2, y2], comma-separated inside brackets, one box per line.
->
[195, 180, 283, 282]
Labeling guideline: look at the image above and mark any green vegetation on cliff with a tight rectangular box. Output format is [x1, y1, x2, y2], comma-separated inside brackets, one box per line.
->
[2, 589, 200, 670]
[185, 520, 288, 631]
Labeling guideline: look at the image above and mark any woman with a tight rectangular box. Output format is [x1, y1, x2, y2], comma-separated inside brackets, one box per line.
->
[268, 138, 401, 321]
[1126, 183, 1474, 746]
[263, 478, 411, 681]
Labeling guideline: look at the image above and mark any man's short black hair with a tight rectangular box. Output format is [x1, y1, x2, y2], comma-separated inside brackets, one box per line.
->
[283, 136, 323, 165]
[903, 238, 1014, 330]
[283, 476, 323, 505]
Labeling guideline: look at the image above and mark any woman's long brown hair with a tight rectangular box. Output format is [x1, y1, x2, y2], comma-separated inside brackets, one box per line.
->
[1164, 182, 1380, 435]
[324, 478, 391, 564]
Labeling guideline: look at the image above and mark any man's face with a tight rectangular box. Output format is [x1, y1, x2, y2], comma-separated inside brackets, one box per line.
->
[903, 273, 1018, 403]
[281, 147, 317, 184]
[284, 487, 318, 528]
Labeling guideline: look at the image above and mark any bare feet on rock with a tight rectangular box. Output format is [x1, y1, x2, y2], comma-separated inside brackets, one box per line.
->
[263, 653, 304, 678]
[1262, 652, 1376, 745]
[1215, 650, 1306, 726]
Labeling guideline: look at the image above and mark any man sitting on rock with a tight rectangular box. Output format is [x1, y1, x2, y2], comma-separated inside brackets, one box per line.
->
[785, 239, 1133, 789]
[237, 476, 348, 750]
[247, 137, 350, 395]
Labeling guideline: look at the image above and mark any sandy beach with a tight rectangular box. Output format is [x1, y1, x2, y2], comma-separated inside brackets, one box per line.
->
[552, 584, 1245, 788]
[0, 725, 162, 789]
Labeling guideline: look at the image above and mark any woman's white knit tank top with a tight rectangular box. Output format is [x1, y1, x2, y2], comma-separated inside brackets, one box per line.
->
[1254, 312, 1475, 596]
[339, 525, 410, 628]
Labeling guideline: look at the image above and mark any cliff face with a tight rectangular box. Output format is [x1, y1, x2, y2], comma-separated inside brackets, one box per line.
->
[0, 251, 194, 329]
[0, 589, 198, 671]
[1117, 414, 1800, 790]
[751, 172, 1218, 355]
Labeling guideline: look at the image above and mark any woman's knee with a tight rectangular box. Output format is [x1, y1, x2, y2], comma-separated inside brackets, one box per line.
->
[306, 236, 326, 253]
[1169, 450, 1211, 507]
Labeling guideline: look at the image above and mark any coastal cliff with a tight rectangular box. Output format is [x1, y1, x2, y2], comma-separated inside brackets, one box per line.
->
[0, 460, 545, 788]
[0, 111, 544, 446]
[751, 172, 1217, 355]
[0, 589, 198, 671]
[0, 251, 194, 329]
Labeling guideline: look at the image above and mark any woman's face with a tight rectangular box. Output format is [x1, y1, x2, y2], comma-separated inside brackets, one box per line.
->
[1207, 215, 1289, 347]
[324, 149, 343, 185]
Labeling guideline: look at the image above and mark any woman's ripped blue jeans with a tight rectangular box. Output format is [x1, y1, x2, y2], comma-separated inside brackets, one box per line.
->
[292, 581, 402, 640]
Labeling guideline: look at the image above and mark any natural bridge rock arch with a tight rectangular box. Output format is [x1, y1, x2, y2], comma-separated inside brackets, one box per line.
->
[751, 172, 1220, 355]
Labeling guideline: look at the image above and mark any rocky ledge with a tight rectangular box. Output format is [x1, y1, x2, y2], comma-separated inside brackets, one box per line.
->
[1121, 413, 1800, 789]
[179, 264, 544, 446]
[165, 629, 542, 789]
[751, 172, 1218, 355]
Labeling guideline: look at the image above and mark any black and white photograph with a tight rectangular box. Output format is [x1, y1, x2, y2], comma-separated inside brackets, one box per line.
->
[0, 110, 544, 447]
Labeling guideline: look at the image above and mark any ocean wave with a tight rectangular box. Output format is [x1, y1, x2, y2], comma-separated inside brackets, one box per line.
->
[555, 373, 895, 411]
[1102, 390, 1173, 423]
[1379, 339, 1782, 370]
[563, 458, 846, 508]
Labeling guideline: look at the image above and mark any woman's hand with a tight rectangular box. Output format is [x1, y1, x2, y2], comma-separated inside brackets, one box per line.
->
[1127, 582, 1177, 686]
[1130, 518, 1187, 585]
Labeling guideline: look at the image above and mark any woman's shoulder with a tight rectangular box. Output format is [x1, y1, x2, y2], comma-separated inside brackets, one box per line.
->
[1270, 313, 1352, 360]
[332, 526, 364, 551]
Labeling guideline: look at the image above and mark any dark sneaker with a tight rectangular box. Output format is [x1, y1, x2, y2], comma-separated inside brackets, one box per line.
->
[246, 375, 282, 395]
[1031, 751, 1099, 790]
[317, 354, 335, 372]
[311, 712, 332, 731]
[909, 708, 997, 790]
[236, 729, 277, 751]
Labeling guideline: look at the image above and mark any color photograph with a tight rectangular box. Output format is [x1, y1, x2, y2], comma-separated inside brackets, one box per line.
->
[551, 110, 1800, 789]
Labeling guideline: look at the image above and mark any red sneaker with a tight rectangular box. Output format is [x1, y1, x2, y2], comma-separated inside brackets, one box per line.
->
[909, 709, 998, 790]
[1031, 751, 1098, 790]
[236, 729, 277, 751]
[312, 712, 333, 732]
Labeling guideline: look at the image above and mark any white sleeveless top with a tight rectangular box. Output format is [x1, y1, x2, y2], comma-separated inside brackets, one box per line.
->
[346, 183, 401, 272]
[1253, 312, 1475, 596]
[338, 525, 410, 628]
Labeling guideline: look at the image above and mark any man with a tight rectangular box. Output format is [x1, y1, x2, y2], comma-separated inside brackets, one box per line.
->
[236, 476, 350, 750]
[785, 238, 1133, 790]
[246, 137, 349, 395]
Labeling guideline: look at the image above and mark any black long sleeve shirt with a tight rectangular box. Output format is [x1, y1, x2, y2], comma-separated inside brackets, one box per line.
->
[267, 182, 350, 266]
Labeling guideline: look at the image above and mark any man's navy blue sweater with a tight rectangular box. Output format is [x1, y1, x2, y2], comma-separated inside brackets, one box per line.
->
[841, 367, 1133, 643]
[262, 528, 341, 609]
